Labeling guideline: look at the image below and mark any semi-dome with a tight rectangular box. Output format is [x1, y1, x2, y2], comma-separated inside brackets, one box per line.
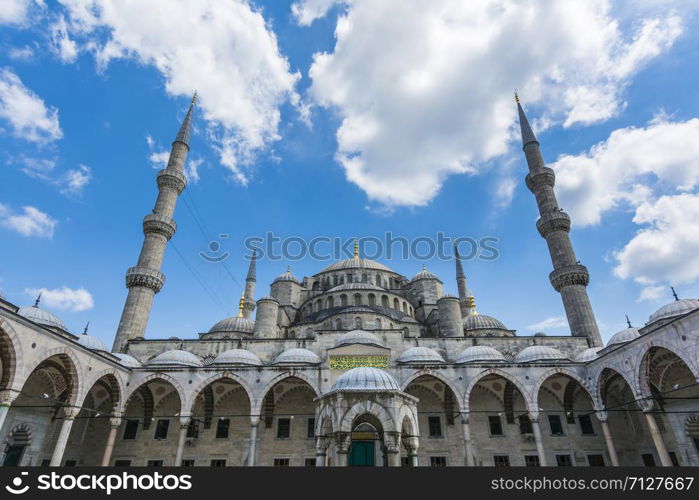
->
[334, 329, 384, 348]
[648, 298, 699, 325]
[208, 316, 255, 334]
[321, 258, 392, 273]
[463, 312, 507, 331]
[273, 348, 320, 365]
[147, 349, 202, 367]
[574, 347, 601, 362]
[78, 333, 109, 352]
[515, 345, 568, 363]
[396, 346, 445, 364]
[455, 346, 506, 364]
[411, 266, 440, 281]
[331, 367, 401, 392]
[211, 349, 262, 366]
[17, 303, 66, 330]
[607, 327, 640, 346]
[273, 268, 300, 284]
[113, 353, 142, 368]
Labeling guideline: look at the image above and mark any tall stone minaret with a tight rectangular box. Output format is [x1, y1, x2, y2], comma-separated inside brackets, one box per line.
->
[453, 241, 469, 317]
[242, 248, 257, 319]
[112, 94, 196, 352]
[516, 94, 602, 347]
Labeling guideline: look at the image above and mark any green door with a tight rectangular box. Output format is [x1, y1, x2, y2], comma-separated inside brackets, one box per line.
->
[349, 441, 375, 466]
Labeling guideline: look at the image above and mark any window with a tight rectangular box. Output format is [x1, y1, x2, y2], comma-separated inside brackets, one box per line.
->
[274, 458, 290, 467]
[556, 455, 573, 467]
[181, 460, 195, 467]
[578, 414, 595, 435]
[114, 460, 131, 467]
[430, 456, 447, 467]
[216, 418, 230, 439]
[147, 460, 163, 467]
[277, 418, 291, 439]
[401, 456, 411, 467]
[524, 455, 540, 467]
[548, 415, 564, 436]
[154, 419, 170, 440]
[488, 415, 503, 436]
[587, 454, 605, 466]
[40, 459, 51, 466]
[493, 455, 510, 467]
[305, 458, 316, 467]
[518, 415, 533, 434]
[210, 459, 227, 467]
[307, 418, 315, 438]
[669, 451, 680, 466]
[428, 416, 443, 437]
[642, 453, 656, 466]
[186, 420, 199, 439]
[123, 419, 138, 440]
[64, 460, 77, 466]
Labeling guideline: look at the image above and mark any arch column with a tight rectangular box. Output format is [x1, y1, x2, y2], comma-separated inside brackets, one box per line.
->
[101, 416, 122, 466]
[0, 390, 17, 432]
[174, 415, 191, 466]
[595, 411, 619, 466]
[50, 407, 79, 466]
[642, 404, 672, 466]
[461, 412, 474, 466]
[247, 416, 259, 467]
[334, 432, 350, 467]
[315, 436, 330, 467]
[530, 413, 548, 467]
[384, 431, 401, 467]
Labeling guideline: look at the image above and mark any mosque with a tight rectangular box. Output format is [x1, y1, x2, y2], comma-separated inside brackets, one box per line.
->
[0, 96, 698, 467]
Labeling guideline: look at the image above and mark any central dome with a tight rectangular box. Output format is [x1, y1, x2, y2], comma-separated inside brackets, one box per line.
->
[320, 258, 393, 273]
[331, 367, 401, 392]
[208, 316, 255, 335]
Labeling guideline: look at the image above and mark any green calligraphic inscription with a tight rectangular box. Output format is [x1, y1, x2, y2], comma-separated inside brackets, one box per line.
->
[329, 355, 389, 369]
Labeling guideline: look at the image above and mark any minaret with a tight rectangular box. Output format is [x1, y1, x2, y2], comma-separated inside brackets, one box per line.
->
[243, 248, 257, 319]
[112, 94, 196, 352]
[453, 241, 469, 316]
[516, 94, 603, 347]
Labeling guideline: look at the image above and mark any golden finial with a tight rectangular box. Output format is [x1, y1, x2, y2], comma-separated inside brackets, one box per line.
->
[514, 90, 520, 103]
[469, 294, 478, 315]
[238, 292, 245, 317]
[354, 238, 359, 259]
[192, 90, 198, 105]
[286, 265, 291, 273]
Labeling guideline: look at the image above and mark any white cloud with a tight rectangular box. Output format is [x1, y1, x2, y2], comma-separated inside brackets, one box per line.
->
[0, 0, 33, 25]
[185, 158, 203, 184]
[638, 284, 665, 302]
[0, 203, 57, 238]
[0, 68, 62, 143]
[49, 15, 78, 62]
[8, 45, 35, 61]
[60, 164, 91, 195]
[294, 0, 683, 207]
[25, 286, 93, 311]
[16, 156, 91, 195]
[527, 316, 568, 332]
[58, 0, 301, 183]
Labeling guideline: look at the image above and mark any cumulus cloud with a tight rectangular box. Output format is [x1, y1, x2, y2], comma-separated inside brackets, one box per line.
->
[0, 203, 57, 238]
[8, 45, 35, 61]
[60, 164, 91, 195]
[0, 0, 34, 25]
[294, 0, 683, 207]
[57, 0, 301, 183]
[526, 316, 568, 332]
[49, 15, 78, 63]
[16, 156, 91, 195]
[0, 68, 62, 143]
[25, 286, 94, 311]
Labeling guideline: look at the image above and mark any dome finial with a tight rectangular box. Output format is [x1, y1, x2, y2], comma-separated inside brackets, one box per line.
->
[238, 292, 245, 318]
[514, 89, 520, 103]
[83, 321, 90, 335]
[469, 294, 478, 315]
[33, 292, 42, 308]
[671, 286, 679, 301]
[286, 265, 291, 273]
[422, 263, 427, 271]
[354, 238, 359, 259]
[625, 315, 632, 328]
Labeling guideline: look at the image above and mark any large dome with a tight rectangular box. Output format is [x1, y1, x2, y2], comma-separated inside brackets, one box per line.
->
[334, 329, 384, 348]
[455, 346, 506, 364]
[211, 349, 262, 366]
[463, 312, 507, 332]
[648, 298, 699, 325]
[147, 349, 202, 367]
[113, 353, 142, 368]
[273, 348, 321, 365]
[396, 346, 445, 364]
[320, 258, 392, 273]
[17, 304, 66, 330]
[607, 327, 640, 346]
[328, 283, 384, 292]
[331, 367, 401, 392]
[515, 345, 568, 363]
[208, 316, 255, 335]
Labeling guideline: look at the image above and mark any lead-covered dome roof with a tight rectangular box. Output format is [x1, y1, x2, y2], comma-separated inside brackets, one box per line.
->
[463, 312, 507, 331]
[396, 346, 445, 364]
[515, 345, 568, 363]
[147, 349, 202, 367]
[273, 268, 300, 284]
[411, 267, 440, 281]
[455, 346, 506, 364]
[331, 367, 401, 392]
[574, 347, 601, 362]
[208, 315, 255, 334]
[321, 258, 392, 273]
[328, 283, 384, 292]
[607, 326, 640, 346]
[648, 298, 699, 325]
[113, 353, 142, 368]
[273, 348, 321, 365]
[211, 349, 262, 366]
[17, 304, 66, 330]
[334, 329, 384, 348]
[78, 333, 109, 352]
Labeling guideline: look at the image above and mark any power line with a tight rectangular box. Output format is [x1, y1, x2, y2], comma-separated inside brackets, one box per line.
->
[170, 240, 227, 314]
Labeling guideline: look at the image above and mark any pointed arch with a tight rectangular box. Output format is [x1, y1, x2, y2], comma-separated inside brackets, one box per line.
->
[189, 372, 254, 416]
[252, 372, 321, 416]
[123, 373, 186, 414]
[339, 400, 395, 433]
[22, 347, 82, 405]
[401, 370, 465, 411]
[532, 367, 599, 411]
[0, 318, 22, 392]
[464, 368, 532, 413]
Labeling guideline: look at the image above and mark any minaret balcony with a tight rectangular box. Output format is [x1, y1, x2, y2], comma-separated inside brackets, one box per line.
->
[125, 266, 166, 293]
[549, 264, 590, 292]
[536, 211, 571, 237]
[525, 167, 555, 192]
[156, 168, 187, 193]
[143, 214, 177, 240]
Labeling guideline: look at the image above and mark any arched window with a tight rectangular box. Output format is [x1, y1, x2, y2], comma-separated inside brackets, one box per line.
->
[393, 298, 400, 310]
[361, 273, 368, 283]
[354, 293, 362, 306]
[347, 273, 353, 283]
[335, 319, 343, 330]
[355, 317, 362, 329]
[376, 274, 382, 287]
[368, 293, 376, 306]
[312, 281, 320, 291]
[382, 295, 389, 308]
[402, 302, 408, 314]
[327, 296, 334, 308]
[409, 306, 413, 316]
[340, 294, 348, 306]
[333, 275, 339, 286]
[375, 318, 382, 330]
[316, 299, 322, 312]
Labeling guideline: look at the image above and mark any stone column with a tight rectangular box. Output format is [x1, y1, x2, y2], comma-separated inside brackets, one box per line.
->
[596, 412, 619, 466]
[247, 417, 259, 466]
[50, 408, 78, 466]
[334, 432, 350, 467]
[643, 409, 673, 466]
[101, 417, 122, 466]
[0, 390, 16, 432]
[384, 431, 402, 467]
[174, 416, 191, 466]
[530, 415, 548, 467]
[461, 413, 474, 466]
[315, 436, 330, 467]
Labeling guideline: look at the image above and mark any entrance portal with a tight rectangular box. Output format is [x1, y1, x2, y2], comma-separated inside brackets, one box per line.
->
[348, 422, 379, 467]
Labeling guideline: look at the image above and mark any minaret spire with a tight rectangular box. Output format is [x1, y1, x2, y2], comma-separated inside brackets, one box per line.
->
[453, 240, 468, 317]
[516, 94, 602, 347]
[242, 247, 257, 319]
[354, 238, 359, 259]
[112, 93, 196, 352]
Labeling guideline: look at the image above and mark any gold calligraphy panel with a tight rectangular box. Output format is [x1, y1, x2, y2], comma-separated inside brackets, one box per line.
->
[329, 355, 389, 369]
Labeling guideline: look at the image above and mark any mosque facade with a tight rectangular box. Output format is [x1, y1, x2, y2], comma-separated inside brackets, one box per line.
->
[0, 97, 698, 467]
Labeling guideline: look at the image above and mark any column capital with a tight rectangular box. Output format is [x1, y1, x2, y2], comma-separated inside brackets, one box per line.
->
[179, 415, 192, 428]
[250, 415, 260, 427]
[0, 389, 17, 406]
[62, 407, 80, 419]
[595, 410, 609, 423]
[109, 416, 123, 428]
[459, 411, 470, 425]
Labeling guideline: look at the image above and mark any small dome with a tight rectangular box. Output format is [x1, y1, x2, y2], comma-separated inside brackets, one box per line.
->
[648, 298, 699, 324]
[208, 316, 255, 334]
[515, 345, 568, 363]
[534, 331, 547, 337]
[463, 312, 507, 331]
[148, 349, 202, 367]
[273, 268, 300, 284]
[411, 266, 440, 281]
[273, 348, 320, 365]
[321, 258, 392, 273]
[113, 353, 142, 368]
[78, 334, 109, 352]
[574, 347, 601, 362]
[607, 327, 640, 346]
[334, 329, 384, 348]
[455, 346, 506, 364]
[17, 304, 66, 330]
[331, 367, 400, 392]
[396, 346, 445, 364]
[211, 349, 262, 366]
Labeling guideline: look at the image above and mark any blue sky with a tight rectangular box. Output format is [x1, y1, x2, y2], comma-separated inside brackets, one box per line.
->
[2, 0, 699, 347]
